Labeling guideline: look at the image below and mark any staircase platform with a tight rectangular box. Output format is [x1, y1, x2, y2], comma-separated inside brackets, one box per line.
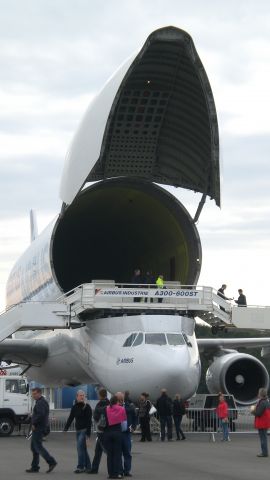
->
[0, 283, 269, 342]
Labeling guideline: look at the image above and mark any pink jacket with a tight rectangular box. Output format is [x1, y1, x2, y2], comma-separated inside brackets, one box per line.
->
[106, 405, 127, 426]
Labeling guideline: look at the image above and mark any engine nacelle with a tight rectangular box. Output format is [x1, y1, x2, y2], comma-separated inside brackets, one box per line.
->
[206, 352, 269, 405]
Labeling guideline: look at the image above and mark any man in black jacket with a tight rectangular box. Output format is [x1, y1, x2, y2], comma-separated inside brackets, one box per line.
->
[156, 389, 173, 441]
[90, 388, 110, 474]
[26, 388, 57, 473]
[138, 393, 152, 442]
[64, 390, 92, 473]
[172, 394, 186, 440]
[217, 284, 230, 312]
[131, 268, 143, 302]
[143, 271, 155, 303]
[235, 289, 247, 307]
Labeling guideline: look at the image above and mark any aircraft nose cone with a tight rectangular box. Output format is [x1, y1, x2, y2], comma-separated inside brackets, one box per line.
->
[149, 348, 200, 399]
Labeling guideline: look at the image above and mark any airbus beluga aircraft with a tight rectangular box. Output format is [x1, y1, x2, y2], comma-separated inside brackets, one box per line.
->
[1, 26, 270, 406]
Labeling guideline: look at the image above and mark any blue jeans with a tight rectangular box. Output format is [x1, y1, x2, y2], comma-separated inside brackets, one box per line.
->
[91, 433, 106, 472]
[122, 431, 132, 474]
[160, 416, 173, 440]
[76, 430, 91, 470]
[31, 430, 56, 470]
[173, 415, 185, 439]
[258, 429, 268, 456]
[220, 420, 229, 441]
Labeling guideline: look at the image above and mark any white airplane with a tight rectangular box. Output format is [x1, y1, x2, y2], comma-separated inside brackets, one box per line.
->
[1, 26, 270, 405]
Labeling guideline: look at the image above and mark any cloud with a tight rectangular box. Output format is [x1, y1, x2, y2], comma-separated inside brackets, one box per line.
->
[0, 0, 270, 310]
[0, 155, 62, 218]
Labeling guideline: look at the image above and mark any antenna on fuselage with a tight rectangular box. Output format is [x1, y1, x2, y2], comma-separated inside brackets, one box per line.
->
[30, 209, 38, 243]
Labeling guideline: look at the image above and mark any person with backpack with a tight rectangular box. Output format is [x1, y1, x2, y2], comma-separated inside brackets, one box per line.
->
[63, 390, 92, 473]
[172, 394, 186, 440]
[90, 388, 110, 474]
[156, 389, 173, 441]
[103, 395, 127, 479]
[251, 387, 270, 457]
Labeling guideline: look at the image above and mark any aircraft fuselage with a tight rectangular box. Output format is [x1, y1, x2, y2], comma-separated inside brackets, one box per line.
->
[26, 314, 201, 399]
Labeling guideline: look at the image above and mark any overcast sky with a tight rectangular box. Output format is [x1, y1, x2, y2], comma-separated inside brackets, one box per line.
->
[0, 0, 270, 310]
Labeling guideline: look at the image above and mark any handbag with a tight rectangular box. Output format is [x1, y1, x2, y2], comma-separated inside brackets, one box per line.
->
[149, 404, 157, 416]
[121, 420, 128, 432]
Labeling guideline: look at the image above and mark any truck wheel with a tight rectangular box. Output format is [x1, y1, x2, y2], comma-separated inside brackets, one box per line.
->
[0, 417, 14, 436]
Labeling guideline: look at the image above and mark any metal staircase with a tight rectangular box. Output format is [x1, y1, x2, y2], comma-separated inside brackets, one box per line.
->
[59, 283, 233, 319]
[0, 302, 80, 342]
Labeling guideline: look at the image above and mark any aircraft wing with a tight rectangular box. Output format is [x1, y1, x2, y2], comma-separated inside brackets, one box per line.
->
[197, 338, 270, 354]
[0, 339, 48, 366]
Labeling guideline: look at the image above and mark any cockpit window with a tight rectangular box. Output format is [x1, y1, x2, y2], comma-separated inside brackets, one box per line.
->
[133, 332, 144, 346]
[145, 333, 167, 345]
[182, 332, 192, 347]
[123, 332, 187, 347]
[166, 333, 185, 346]
[123, 333, 137, 347]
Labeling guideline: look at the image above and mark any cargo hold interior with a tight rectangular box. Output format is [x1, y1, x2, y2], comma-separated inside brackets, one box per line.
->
[52, 179, 201, 292]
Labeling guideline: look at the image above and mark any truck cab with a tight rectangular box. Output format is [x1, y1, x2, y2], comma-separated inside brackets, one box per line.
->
[0, 371, 31, 436]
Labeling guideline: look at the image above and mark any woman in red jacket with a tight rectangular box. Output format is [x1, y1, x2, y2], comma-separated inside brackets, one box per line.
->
[252, 388, 270, 457]
[216, 393, 229, 441]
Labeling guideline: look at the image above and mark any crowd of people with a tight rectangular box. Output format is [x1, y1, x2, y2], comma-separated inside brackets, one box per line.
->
[130, 271, 248, 310]
[25, 387, 187, 476]
[25, 386, 270, 476]
[130, 272, 247, 307]
[131, 269, 163, 288]
[131, 269, 164, 303]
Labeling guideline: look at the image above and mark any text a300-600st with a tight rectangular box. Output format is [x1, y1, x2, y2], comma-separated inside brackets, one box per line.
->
[95, 289, 200, 298]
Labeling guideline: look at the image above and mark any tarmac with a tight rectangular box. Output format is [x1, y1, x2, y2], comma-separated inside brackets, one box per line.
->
[1, 433, 270, 480]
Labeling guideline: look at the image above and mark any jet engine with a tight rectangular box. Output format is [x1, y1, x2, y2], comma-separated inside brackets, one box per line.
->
[206, 352, 269, 405]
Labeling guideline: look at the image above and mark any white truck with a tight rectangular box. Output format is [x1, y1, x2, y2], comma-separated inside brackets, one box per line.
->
[0, 371, 31, 436]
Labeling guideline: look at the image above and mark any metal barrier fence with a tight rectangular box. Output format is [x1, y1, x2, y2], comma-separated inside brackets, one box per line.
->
[182, 408, 254, 434]
[45, 408, 255, 434]
[11, 408, 255, 437]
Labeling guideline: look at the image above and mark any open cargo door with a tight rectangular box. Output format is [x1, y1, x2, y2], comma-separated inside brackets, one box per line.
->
[60, 26, 220, 207]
